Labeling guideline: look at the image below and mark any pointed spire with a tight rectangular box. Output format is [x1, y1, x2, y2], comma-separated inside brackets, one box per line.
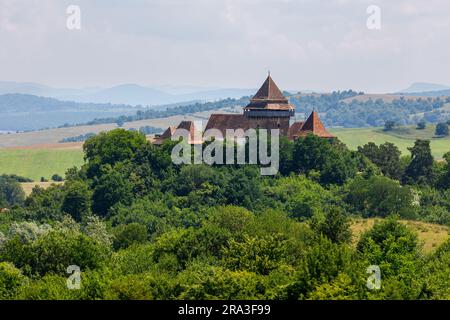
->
[300, 110, 335, 138]
[251, 74, 287, 101]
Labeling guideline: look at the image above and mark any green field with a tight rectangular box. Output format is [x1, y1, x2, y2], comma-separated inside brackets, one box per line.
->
[0, 148, 84, 181]
[331, 125, 450, 159]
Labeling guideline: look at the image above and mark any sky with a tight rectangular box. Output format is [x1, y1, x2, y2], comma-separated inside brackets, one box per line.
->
[1, 0, 450, 93]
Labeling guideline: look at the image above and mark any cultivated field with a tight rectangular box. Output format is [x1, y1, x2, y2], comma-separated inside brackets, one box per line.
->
[0, 145, 84, 181]
[351, 218, 449, 254]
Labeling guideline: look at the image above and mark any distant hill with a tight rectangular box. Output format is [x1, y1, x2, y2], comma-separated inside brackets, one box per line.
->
[0, 81, 255, 106]
[399, 82, 450, 94]
[401, 89, 450, 97]
[0, 94, 137, 131]
[70, 84, 176, 106]
[0, 81, 98, 99]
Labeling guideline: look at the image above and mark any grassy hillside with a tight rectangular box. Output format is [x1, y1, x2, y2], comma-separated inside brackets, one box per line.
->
[0, 148, 84, 181]
[331, 125, 450, 159]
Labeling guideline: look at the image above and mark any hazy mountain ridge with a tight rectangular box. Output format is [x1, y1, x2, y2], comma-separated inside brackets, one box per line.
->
[0, 81, 256, 106]
[399, 82, 450, 94]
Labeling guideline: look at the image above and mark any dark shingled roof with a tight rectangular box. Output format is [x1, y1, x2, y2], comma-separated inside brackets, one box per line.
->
[245, 75, 294, 111]
[252, 75, 287, 101]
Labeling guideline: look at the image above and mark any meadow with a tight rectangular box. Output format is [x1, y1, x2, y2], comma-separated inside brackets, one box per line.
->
[0, 147, 84, 181]
[331, 125, 450, 159]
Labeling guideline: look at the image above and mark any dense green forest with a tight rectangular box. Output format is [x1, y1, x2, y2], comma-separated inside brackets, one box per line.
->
[0, 130, 449, 300]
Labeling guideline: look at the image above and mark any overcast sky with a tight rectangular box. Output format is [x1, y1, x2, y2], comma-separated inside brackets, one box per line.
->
[1, 0, 450, 92]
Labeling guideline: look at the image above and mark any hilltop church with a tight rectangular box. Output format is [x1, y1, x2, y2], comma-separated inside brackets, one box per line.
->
[153, 75, 334, 145]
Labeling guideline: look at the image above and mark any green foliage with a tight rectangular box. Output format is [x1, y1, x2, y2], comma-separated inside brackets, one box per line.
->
[384, 120, 396, 131]
[0, 262, 28, 299]
[84, 129, 147, 167]
[287, 236, 355, 299]
[358, 142, 403, 180]
[222, 234, 288, 275]
[264, 175, 337, 219]
[51, 174, 64, 182]
[346, 176, 416, 218]
[0, 175, 25, 208]
[62, 180, 92, 221]
[24, 184, 66, 222]
[177, 264, 266, 300]
[416, 120, 426, 130]
[292, 135, 357, 185]
[0, 227, 111, 277]
[403, 139, 435, 185]
[92, 167, 134, 216]
[314, 208, 351, 244]
[435, 122, 449, 136]
[112, 223, 148, 250]
[356, 218, 425, 299]
[437, 151, 450, 189]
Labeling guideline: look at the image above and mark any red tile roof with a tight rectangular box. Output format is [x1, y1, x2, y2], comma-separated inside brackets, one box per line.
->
[288, 121, 304, 140]
[205, 114, 248, 137]
[292, 111, 335, 138]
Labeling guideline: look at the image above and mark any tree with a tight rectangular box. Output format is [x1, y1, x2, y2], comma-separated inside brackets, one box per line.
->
[346, 176, 415, 218]
[435, 123, 449, 136]
[358, 142, 402, 180]
[83, 129, 147, 178]
[112, 223, 148, 250]
[62, 181, 92, 221]
[221, 234, 288, 275]
[437, 151, 450, 189]
[0, 176, 25, 208]
[357, 218, 420, 294]
[51, 174, 63, 182]
[403, 140, 434, 185]
[416, 120, 426, 130]
[292, 135, 357, 185]
[0, 262, 28, 299]
[92, 169, 134, 216]
[384, 120, 396, 131]
[315, 208, 351, 244]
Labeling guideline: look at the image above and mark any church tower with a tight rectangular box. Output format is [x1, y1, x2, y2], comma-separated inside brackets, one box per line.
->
[243, 75, 295, 136]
